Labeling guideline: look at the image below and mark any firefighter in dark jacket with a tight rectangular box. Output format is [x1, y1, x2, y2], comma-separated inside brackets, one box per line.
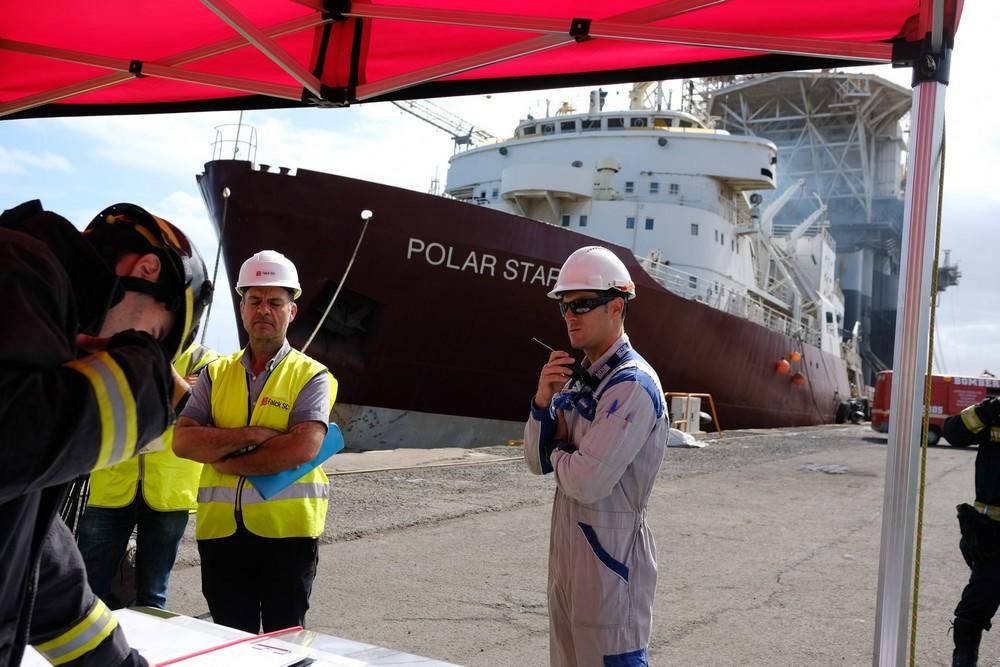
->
[946, 396, 1000, 667]
[0, 200, 212, 667]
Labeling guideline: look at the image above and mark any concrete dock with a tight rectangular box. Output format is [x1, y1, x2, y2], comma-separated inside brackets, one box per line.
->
[164, 424, 985, 665]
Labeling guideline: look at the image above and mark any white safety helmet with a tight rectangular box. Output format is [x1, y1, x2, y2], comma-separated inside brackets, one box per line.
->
[236, 250, 302, 300]
[548, 246, 636, 300]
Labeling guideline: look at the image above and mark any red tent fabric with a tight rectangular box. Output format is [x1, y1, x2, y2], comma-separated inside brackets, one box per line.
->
[0, 0, 961, 119]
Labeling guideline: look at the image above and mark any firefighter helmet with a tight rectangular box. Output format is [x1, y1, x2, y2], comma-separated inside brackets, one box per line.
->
[84, 203, 214, 361]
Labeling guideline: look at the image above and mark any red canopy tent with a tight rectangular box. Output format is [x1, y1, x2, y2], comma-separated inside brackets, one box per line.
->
[0, 1, 966, 664]
[0, 0, 958, 119]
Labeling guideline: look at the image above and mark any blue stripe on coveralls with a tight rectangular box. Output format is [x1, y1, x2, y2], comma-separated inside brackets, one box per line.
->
[578, 522, 629, 583]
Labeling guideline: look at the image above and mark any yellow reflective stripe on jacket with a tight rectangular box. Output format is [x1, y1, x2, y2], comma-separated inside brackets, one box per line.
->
[66, 352, 138, 470]
[33, 599, 118, 665]
[961, 403, 987, 433]
[197, 348, 333, 540]
[88, 344, 219, 510]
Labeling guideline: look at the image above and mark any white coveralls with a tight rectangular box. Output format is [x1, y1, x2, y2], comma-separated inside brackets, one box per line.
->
[525, 334, 667, 667]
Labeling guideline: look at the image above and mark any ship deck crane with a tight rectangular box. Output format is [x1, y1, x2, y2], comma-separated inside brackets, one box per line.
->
[391, 98, 497, 152]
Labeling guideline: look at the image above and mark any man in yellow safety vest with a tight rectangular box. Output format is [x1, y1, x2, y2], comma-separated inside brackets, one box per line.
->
[78, 341, 219, 609]
[174, 250, 336, 634]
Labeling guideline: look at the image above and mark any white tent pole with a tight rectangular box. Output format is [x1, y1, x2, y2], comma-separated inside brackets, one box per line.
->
[872, 42, 950, 667]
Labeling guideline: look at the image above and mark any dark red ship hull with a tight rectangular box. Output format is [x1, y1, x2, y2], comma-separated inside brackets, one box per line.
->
[198, 160, 851, 432]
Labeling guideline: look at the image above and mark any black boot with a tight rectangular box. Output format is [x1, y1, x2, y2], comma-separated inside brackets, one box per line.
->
[953, 618, 983, 667]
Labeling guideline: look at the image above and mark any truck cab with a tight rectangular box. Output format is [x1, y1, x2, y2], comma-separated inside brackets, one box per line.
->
[871, 370, 1000, 446]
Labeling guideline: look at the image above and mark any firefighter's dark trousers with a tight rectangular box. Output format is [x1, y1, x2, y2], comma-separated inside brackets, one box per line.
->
[956, 503, 1000, 630]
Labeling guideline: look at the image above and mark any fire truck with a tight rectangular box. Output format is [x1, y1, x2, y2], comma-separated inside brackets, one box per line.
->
[870, 370, 1000, 446]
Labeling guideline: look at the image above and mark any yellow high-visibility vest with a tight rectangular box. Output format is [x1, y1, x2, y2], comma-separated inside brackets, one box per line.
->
[196, 347, 335, 540]
[87, 343, 219, 511]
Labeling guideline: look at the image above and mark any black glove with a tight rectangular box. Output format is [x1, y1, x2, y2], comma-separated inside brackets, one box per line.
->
[975, 396, 1000, 426]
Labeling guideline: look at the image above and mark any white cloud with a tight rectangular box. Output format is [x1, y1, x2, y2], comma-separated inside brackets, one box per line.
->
[0, 145, 72, 175]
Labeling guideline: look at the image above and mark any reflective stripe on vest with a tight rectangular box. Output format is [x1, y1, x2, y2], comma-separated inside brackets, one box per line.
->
[34, 598, 118, 665]
[88, 343, 220, 510]
[197, 347, 334, 540]
[66, 352, 138, 470]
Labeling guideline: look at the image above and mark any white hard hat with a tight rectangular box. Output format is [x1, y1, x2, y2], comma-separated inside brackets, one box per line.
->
[548, 246, 636, 300]
[236, 250, 302, 299]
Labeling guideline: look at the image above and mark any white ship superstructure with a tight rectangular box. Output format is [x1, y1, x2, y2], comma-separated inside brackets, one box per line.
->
[444, 89, 847, 357]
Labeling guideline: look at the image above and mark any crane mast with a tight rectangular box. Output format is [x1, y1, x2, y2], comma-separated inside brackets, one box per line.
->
[391, 99, 496, 152]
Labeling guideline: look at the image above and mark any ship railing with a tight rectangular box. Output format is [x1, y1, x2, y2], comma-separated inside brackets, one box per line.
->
[211, 123, 258, 165]
[639, 255, 822, 346]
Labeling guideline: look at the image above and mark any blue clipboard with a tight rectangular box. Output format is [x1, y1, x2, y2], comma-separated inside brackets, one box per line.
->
[248, 423, 345, 500]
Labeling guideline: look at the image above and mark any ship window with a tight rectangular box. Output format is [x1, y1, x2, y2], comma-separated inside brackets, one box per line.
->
[607, 117, 625, 129]
[561, 215, 570, 227]
[492, 188, 499, 199]
[826, 312, 834, 323]
[669, 183, 680, 195]
[480, 191, 487, 199]
[714, 230, 718, 242]
[731, 239, 735, 252]
[645, 218, 654, 230]
[625, 181, 634, 194]
[689, 276, 698, 289]
[541, 123, 555, 135]
[653, 118, 671, 128]
[522, 125, 537, 136]
[630, 118, 648, 128]
[582, 119, 601, 132]
[561, 120, 577, 132]
[811, 254, 818, 265]
[626, 216, 636, 229]
[691, 223, 699, 236]
[579, 215, 588, 227]
[650, 182, 659, 194]
[720, 233, 725, 245]
[679, 120, 694, 128]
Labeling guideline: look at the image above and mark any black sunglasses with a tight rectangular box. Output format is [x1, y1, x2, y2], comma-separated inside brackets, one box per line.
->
[559, 295, 619, 317]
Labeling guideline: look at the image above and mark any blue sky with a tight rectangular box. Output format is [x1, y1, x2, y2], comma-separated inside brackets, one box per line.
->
[1, 1, 998, 376]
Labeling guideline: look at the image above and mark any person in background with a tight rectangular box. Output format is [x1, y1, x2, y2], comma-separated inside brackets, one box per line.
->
[0, 201, 211, 667]
[79, 340, 220, 610]
[946, 396, 1000, 666]
[174, 250, 336, 634]
[524, 246, 668, 667]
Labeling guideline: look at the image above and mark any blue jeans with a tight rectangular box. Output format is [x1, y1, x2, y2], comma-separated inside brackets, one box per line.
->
[77, 486, 190, 609]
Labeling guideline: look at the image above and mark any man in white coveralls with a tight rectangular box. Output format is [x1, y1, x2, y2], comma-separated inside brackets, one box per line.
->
[524, 245, 668, 667]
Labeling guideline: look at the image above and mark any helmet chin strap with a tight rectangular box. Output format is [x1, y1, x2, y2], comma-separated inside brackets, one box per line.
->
[118, 276, 180, 311]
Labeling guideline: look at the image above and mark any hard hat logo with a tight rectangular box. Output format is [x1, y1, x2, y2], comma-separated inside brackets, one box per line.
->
[237, 250, 302, 300]
[548, 246, 637, 300]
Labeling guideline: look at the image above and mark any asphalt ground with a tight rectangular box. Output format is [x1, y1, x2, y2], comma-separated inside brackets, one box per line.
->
[164, 424, 989, 666]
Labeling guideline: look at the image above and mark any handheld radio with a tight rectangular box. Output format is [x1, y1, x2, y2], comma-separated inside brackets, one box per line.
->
[531, 338, 599, 391]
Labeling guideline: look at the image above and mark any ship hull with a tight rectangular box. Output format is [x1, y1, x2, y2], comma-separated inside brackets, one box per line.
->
[198, 160, 852, 448]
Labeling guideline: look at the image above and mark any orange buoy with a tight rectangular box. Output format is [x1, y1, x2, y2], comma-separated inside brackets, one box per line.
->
[789, 351, 802, 362]
[791, 372, 806, 385]
[775, 359, 791, 375]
